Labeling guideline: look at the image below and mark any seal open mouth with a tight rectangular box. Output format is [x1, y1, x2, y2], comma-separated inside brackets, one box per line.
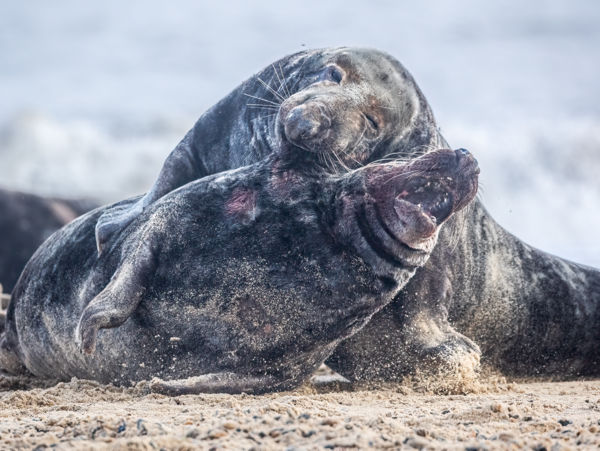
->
[396, 178, 454, 226]
[362, 148, 479, 256]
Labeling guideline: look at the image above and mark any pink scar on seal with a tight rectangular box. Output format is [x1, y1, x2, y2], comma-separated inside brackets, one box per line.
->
[225, 188, 259, 221]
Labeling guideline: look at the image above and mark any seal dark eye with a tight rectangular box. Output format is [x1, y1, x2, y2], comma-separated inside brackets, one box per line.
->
[365, 114, 379, 130]
[325, 66, 343, 83]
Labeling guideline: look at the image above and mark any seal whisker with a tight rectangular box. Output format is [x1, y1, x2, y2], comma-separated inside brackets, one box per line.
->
[380, 168, 428, 185]
[246, 104, 281, 110]
[335, 124, 368, 170]
[243, 93, 280, 106]
[257, 77, 286, 103]
[341, 123, 368, 159]
[272, 64, 288, 98]
[257, 113, 280, 121]
[289, 54, 309, 93]
[279, 63, 292, 98]
[330, 146, 352, 173]
[272, 63, 291, 99]
[317, 151, 330, 173]
[325, 151, 338, 173]
[325, 148, 344, 174]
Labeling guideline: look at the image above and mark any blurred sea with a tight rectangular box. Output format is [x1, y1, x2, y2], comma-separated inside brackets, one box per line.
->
[1, 0, 599, 265]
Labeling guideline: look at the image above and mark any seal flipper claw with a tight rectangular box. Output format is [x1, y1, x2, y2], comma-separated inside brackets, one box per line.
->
[149, 372, 279, 395]
[77, 237, 157, 353]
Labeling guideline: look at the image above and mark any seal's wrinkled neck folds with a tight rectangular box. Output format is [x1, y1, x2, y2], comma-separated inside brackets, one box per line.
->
[332, 148, 479, 276]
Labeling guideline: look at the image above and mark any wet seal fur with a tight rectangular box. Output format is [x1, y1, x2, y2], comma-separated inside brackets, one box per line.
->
[0, 188, 96, 293]
[94, 47, 442, 253]
[0, 149, 479, 394]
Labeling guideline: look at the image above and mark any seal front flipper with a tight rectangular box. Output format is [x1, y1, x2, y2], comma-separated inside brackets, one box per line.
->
[149, 372, 280, 396]
[77, 236, 157, 354]
[407, 323, 481, 379]
[95, 200, 143, 254]
[94, 129, 201, 255]
[327, 311, 481, 383]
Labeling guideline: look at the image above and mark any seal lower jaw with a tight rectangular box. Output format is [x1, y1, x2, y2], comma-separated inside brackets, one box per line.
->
[365, 150, 480, 253]
[358, 202, 432, 269]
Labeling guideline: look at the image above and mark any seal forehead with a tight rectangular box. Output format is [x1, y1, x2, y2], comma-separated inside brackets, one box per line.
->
[330, 48, 408, 89]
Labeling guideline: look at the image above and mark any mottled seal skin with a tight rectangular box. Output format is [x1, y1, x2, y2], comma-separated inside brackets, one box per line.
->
[0, 149, 478, 394]
[0, 188, 97, 293]
[95, 47, 443, 253]
[92, 46, 600, 380]
[327, 186, 600, 380]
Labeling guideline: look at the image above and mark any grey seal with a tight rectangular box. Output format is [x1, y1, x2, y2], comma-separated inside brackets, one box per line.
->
[94, 47, 442, 253]
[96, 47, 600, 380]
[0, 148, 479, 394]
[0, 188, 96, 293]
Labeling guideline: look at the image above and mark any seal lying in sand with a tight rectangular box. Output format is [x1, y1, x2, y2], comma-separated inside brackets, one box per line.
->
[96, 46, 600, 380]
[0, 148, 479, 394]
[0, 189, 96, 293]
[94, 47, 443, 253]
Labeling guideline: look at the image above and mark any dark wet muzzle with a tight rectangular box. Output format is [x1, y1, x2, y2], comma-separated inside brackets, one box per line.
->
[283, 103, 332, 145]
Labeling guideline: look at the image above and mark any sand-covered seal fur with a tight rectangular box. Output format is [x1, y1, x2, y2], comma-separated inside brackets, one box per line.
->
[0, 148, 479, 394]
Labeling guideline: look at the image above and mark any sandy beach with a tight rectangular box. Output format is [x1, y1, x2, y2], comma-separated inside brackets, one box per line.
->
[1, 368, 599, 450]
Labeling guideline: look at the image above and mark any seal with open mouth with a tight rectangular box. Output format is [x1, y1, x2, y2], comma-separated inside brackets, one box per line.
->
[94, 47, 442, 254]
[88, 47, 600, 381]
[0, 148, 479, 393]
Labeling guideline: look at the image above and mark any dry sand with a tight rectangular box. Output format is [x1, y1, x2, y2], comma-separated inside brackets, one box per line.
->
[0, 368, 599, 450]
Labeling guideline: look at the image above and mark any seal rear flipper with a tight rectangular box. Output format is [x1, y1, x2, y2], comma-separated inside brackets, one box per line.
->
[149, 372, 281, 395]
[77, 237, 157, 354]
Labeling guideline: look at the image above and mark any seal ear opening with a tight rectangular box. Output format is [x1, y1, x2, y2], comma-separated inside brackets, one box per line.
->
[76, 237, 157, 354]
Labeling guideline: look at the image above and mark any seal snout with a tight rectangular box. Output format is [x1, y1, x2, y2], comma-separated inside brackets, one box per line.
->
[283, 103, 332, 148]
[364, 148, 480, 251]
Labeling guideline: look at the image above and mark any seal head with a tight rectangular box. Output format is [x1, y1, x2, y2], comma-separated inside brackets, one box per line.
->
[274, 48, 440, 171]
